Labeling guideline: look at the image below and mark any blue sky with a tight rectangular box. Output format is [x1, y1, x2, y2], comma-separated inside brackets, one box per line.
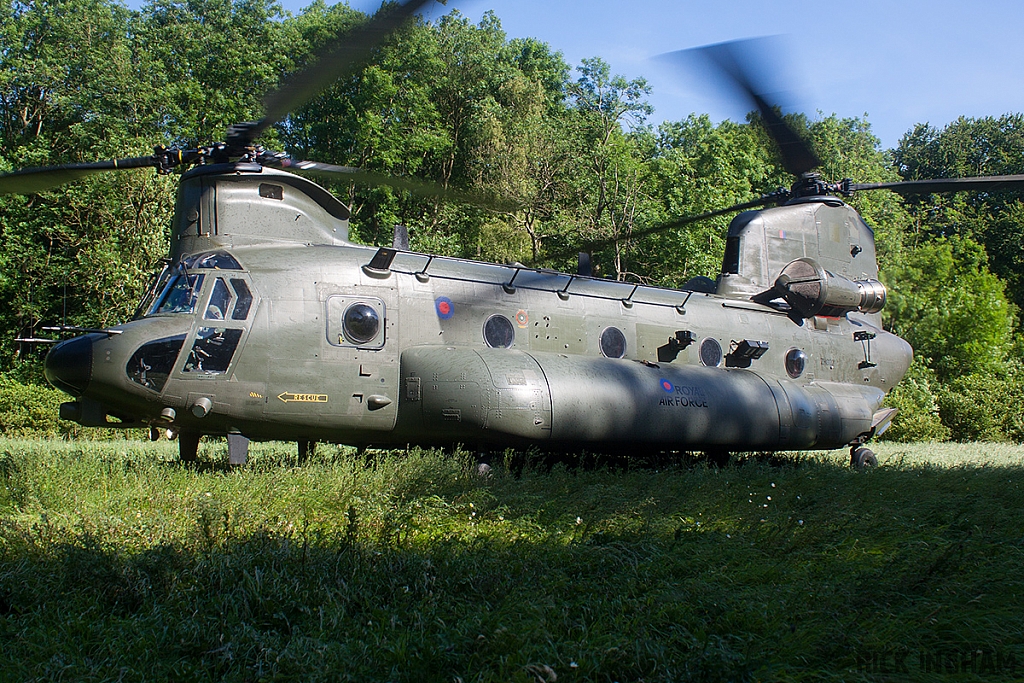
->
[289, 0, 1024, 151]
[119, 0, 1024, 151]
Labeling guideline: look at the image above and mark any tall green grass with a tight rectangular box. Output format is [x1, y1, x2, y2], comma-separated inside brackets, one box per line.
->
[1, 439, 1023, 681]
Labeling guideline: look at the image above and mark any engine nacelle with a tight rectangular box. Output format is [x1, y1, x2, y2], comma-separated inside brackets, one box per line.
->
[770, 257, 886, 318]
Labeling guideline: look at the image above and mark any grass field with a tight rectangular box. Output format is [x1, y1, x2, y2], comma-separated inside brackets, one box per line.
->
[1, 439, 1023, 682]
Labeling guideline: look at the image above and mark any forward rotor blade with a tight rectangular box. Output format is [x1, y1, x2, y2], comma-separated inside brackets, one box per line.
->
[850, 174, 1024, 195]
[659, 38, 820, 177]
[263, 156, 520, 212]
[0, 156, 161, 195]
[528, 191, 786, 268]
[240, 0, 435, 146]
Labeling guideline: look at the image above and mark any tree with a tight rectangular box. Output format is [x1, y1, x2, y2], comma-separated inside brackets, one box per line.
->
[0, 0, 176, 374]
[893, 115, 1024, 316]
[555, 57, 653, 280]
[140, 0, 294, 146]
[640, 114, 782, 285]
[0, 0, 295, 374]
[882, 236, 1015, 380]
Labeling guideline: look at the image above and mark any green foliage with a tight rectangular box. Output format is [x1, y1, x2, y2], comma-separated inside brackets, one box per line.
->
[0, 377, 68, 437]
[882, 236, 1015, 379]
[643, 115, 784, 284]
[935, 361, 1024, 443]
[894, 115, 1024, 314]
[879, 358, 950, 442]
[0, 378, 141, 439]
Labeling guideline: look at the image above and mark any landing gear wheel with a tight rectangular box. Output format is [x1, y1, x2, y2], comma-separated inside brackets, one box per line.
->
[850, 446, 877, 469]
[475, 449, 495, 477]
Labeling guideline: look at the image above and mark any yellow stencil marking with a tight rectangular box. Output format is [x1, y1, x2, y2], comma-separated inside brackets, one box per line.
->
[277, 392, 328, 403]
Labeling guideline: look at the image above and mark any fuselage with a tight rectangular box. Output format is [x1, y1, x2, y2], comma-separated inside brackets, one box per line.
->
[45, 165, 913, 452]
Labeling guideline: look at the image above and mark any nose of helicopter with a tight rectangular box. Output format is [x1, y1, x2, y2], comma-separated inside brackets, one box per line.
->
[44, 335, 94, 397]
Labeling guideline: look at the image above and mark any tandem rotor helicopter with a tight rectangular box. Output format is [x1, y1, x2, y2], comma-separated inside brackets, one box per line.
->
[3, 0, 1023, 467]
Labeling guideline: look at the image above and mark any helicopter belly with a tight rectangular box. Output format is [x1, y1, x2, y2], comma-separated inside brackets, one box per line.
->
[397, 346, 883, 450]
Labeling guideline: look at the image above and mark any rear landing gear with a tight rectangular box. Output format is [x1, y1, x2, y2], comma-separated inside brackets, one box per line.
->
[850, 446, 877, 469]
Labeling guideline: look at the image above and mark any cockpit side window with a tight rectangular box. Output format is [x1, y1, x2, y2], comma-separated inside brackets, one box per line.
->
[205, 278, 233, 321]
[126, 334, 186, 392]
[183, 327, 244, 374]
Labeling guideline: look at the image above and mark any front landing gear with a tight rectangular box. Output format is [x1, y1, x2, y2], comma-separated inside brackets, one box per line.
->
[179, 431, 200, 462]
[176, 431, 249, 465]
[850, 446, 877, 469]
[298, 440, 316, 464]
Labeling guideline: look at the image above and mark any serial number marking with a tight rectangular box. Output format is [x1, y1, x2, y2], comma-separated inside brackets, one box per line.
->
[277, 392, 329, 403]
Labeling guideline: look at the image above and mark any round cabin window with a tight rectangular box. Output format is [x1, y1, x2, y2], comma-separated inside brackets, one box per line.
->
[600, 326, 627, 358]
[700, 338, 723, 367]
[343, 303, 380, 344]
[483, 315, 515, 348]
[786, 348, 808, 378]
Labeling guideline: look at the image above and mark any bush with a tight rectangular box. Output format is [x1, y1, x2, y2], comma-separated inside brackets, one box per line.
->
[0, 377, 72, 437]
[882, 237, 1015, 380]
[881, 358, 950, 442]
[0, 376, 139, 440]
[936, 361, 1024, 443]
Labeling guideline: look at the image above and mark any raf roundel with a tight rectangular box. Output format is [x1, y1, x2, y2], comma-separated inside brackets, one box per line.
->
[435, 296, 454, 320]
[660, 379, 674, 393]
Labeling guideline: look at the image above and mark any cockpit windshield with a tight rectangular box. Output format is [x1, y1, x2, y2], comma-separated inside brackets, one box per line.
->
[184, 251, 243, 270]
[144, 267, 205, 316]
[138, 251, 243, 318]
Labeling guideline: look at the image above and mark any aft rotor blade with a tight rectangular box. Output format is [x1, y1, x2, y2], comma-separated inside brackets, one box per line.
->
[241, 0, 435, 146]
[264, 156, 520, 212]
[529, 191, 786, 268]
[850, 174, 1024, 195]
[659, 38, 820, 177]
[0, 156, 161, 195]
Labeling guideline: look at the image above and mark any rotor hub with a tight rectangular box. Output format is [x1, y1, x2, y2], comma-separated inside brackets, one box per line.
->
[789, 173, 853, 199]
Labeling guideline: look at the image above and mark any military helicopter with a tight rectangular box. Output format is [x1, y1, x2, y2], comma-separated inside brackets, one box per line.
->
[3, 2, 1022, 468]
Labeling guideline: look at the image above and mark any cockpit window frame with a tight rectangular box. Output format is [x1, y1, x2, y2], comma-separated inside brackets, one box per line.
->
[204, 277, 234, 321]
[168, 273, 258, 381]
[140, 250, 249, 320]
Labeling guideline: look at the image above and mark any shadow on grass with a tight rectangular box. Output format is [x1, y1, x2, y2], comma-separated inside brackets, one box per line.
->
[2, 444, 1024, 681]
